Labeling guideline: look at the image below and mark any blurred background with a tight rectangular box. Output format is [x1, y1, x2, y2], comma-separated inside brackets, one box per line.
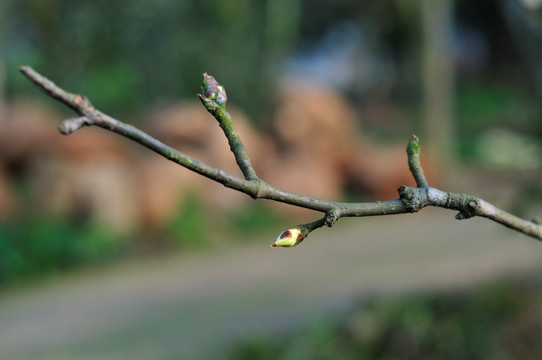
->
[1, 0, 542, 358]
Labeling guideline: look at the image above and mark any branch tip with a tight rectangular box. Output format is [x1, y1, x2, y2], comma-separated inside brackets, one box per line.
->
[201, 73, 227, 106]
[58, 116, 90, 135]
[270, 213, 337, 248]
[270, 226, 308, 248]
[407, 134, 421, 155]
[406, 135, 429, 188]
[198, 76, 258, 181]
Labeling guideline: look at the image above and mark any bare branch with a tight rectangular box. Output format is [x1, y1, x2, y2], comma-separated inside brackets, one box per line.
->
[426, 187, 542, 239]
[19, 66, 542, 246]
[19, 66, 258, 197]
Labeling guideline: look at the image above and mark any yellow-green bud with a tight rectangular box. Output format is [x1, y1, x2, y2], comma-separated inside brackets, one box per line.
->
[271, 226, 307, 247]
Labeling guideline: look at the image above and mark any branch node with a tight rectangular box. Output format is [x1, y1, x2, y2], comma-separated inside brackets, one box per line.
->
[249, 179, 267, 199]
[455, 195, 478, 220]
[398, 185, 426, 212]
[325, 209, 341, 227]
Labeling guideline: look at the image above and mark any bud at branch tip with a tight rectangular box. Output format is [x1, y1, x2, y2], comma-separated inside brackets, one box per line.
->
[270, 226, 308, 248]
[201, 73, 228, 106]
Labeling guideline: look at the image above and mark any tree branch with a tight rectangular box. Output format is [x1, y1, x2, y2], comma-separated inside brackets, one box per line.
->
[19, 66, 258, 197]
[19, 66, 542, 246]
[198, 73, 258, 181]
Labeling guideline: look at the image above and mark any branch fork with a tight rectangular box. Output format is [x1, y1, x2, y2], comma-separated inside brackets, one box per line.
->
[19, 66, 542, 246]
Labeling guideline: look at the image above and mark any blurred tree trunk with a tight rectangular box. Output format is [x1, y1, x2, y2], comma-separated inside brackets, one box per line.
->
[421, 0, 456, 170]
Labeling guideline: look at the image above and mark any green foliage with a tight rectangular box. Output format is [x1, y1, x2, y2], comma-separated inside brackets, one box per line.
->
[79, 62, 142, 111]
[165, 194, 210, 249]
[0, 217, 123, 286]
[226, 204, 287, 236]
[224, 279, 542, 360]
[165, 198, 288, 248]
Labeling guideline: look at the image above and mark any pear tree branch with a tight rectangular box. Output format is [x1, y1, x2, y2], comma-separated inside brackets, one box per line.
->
[19, 66, 542, 246]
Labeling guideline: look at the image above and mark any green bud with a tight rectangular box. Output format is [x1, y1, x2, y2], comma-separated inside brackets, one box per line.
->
[201, 73, 227, 106]
[407, 134, 421, 157]
[271, 226, 307, 247]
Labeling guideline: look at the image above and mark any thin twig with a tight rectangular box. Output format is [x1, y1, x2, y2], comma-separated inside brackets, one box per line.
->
[197, 74, 258, 181]
[19, 66, 257, 196]
[406, 134, 429, 188]
[19, 66, 542, 245]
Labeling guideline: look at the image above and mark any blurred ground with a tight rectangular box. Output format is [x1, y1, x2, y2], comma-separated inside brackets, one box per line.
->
[0, 208, 541, 360]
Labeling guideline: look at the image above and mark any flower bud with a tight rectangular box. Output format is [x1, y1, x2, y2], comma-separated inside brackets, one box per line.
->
[271, 226, 307, 247]
[201, 73, 227, 106]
